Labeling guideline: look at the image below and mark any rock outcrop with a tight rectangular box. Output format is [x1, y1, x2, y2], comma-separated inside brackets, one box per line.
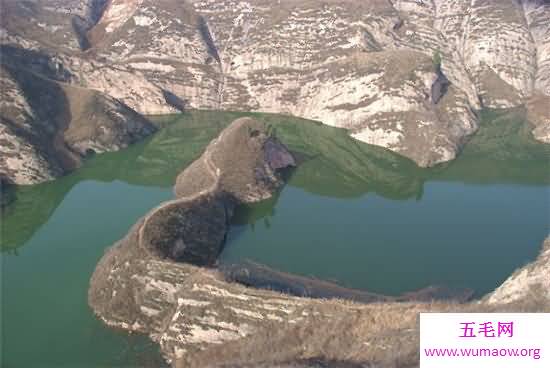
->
[2, 0, 549, 172]
[485, 237, 550, 306]
[0, 45, 156, 185]
[526, 93, 550, 143]
[89, 118, 549, 367]
[88, 118, 298, 361]
[221, 260, 474, 304]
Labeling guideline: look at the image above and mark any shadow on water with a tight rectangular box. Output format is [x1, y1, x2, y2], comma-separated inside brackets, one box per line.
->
[430, 108, 550, 185]
[221, 109, 548, 297]
[1, 108, 548, 367]
[1, 111, 227, 250]
[2, 108, 549, 252]
[228, 108, 549, 233]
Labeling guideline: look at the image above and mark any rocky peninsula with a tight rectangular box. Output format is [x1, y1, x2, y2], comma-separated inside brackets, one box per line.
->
[89, 117, 549, 368]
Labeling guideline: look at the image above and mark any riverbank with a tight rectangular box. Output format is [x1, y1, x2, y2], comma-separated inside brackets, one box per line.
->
[88, 117, 550, 367]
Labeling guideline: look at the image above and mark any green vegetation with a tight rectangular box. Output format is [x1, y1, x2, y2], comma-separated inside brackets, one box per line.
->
[2, 108, 548, 367]
[2, 108, 549, 252]
[434, 108, 550, 184]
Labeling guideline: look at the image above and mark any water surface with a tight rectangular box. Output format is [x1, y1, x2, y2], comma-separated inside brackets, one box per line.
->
[2, 181, 171, 368]
[1, 109, 549, 367]
[223, 182, 548, 296]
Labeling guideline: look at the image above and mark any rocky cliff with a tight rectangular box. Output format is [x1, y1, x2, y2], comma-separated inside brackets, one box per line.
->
[0, 43, 156, 184]
[1, 0, 549, 179]
[89, 117, 549, 367]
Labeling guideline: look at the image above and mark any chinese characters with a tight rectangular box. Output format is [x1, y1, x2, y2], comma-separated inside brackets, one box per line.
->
[459, 321, 514, 338]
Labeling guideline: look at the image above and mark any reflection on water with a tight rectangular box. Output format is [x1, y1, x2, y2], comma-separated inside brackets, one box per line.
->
[4, 109, 548, 252]
[1, 108, 549, 367]
[224, 182, 549, 296]
[1, 181, 172, 368]
[1, 112, 227, 251]
[221, 108, 549, 296]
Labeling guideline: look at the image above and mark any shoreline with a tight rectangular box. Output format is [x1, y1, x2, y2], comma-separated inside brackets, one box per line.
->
[87, 117, 550, 367]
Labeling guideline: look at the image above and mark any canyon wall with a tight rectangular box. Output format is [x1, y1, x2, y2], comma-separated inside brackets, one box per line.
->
[1, 0, 549, 183]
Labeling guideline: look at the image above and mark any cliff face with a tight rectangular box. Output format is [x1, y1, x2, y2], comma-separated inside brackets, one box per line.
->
[0, 45, 156, 185]
[88, 118, 549, 367]
[1, 0, 549, 178]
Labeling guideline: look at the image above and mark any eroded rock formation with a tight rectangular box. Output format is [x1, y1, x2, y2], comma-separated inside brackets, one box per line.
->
[89, 117, 549, 367]
[0, 45, 156, 184]
[2, 0, 549, 178]
[88, 118, 298, 359]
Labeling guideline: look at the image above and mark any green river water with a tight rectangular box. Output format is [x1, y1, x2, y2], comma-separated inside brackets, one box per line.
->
[1, 109, 549, 367]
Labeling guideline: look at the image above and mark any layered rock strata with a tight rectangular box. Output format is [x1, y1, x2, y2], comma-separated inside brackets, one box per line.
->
[0, 44, 156, 184]
[2, 0, 549, 174]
